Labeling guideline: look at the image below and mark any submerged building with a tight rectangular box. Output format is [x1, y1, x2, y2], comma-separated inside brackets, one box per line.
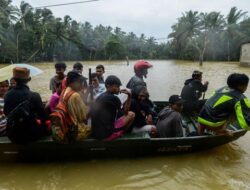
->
[240, 43, 250, 67]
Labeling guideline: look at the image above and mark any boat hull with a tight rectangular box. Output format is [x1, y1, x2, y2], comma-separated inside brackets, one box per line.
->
[0, 129, 246, 160]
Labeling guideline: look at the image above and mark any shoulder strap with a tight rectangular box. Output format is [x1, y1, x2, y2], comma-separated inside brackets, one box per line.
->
[59, 89, 75, 104]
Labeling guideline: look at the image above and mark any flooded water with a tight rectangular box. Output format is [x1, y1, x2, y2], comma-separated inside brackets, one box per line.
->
[1, 60, 250, 190]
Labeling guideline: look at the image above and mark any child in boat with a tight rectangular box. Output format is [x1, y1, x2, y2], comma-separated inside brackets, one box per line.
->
[198, 73, 250, 135]
[48, 81, 62, 112]
[129, 85, 156, 135]
[0, 80, 9, 136]
[91, 75, 135, 140]
[156, 95, 184, 138]
[95, 65, 105, 84]
[50, 62, 67, 94]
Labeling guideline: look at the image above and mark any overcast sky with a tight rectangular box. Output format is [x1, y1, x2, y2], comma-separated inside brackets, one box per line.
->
[11, 0, 250, 42]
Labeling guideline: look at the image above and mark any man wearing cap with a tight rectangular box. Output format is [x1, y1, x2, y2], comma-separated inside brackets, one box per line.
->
[91, 75, 135, 140]
[156, 95, 184, 138]
[181, 70, 209, 114]
[4, 67, 48, 143]
[126, 60, 152, 89]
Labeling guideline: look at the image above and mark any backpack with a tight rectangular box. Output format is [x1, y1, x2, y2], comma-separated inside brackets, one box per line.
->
[50, 89, 76, 144]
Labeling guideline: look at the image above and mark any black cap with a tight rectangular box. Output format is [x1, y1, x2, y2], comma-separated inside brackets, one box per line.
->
[169, 95, 184, 104]
[105, 75, 122, 87]
[192, 70, 202, 76]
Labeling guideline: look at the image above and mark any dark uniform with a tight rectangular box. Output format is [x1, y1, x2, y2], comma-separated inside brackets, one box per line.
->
[181, 78, 208, 114]
[4, 84, 48, 143]
[198, 86, 250, 130]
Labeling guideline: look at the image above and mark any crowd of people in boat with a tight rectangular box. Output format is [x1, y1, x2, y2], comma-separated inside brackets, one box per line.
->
[0, 60, 249, 144]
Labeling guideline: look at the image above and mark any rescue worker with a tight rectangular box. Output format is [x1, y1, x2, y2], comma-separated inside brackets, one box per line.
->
[198, 73, 250, 135]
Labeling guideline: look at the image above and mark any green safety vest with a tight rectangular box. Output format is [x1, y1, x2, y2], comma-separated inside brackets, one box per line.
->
[198, 86, 250, 129]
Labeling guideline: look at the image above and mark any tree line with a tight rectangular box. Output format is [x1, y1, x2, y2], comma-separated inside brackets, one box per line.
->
[0, 0, 250, 63]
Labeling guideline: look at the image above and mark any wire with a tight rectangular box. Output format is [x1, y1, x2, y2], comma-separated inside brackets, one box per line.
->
[35, 0, 99, 9]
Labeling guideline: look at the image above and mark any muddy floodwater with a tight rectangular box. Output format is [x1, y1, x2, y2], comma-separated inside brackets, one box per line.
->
[1, 60, 250, 190]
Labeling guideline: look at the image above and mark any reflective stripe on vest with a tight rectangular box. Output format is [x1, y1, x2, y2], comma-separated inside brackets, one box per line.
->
[197, 117, 226, 127]
[244, 98, 250, 108]
[235, 100, 248, 130]
[213, 95, 233, 108]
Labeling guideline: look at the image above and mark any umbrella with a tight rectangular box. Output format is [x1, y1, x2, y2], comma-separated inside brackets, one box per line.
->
[0, 63, 43, 82]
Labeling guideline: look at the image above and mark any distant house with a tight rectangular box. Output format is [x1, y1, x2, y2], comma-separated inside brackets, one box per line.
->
[240, 43, 250, 67]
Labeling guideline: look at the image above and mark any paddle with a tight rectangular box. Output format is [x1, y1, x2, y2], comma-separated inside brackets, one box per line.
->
[88, 68, 94, 102]
[202, 92, 206, 100]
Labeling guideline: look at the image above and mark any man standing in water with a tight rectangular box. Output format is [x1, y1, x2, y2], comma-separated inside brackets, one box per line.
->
[126, 60, 152, 89]
[181, 70, 209, 115]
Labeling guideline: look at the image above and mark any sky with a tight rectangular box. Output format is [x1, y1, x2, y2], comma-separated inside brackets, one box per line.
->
[11, 0, 250, 42]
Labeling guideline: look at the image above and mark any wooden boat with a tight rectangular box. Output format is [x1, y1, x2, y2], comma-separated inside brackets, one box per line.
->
[0, 102, 247, 160]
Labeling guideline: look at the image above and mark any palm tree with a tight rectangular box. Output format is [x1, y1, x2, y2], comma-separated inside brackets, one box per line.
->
[168, 11, 201, 59]
[225, 7, 247, 61]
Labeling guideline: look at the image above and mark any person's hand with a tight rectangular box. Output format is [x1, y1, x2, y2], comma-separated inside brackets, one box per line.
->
[204, 81, 209, 85]
[120, 89, 131, 96]
[146, 114, 153, 125]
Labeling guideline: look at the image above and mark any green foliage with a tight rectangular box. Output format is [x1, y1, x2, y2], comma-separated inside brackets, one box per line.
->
[168, 7, 250, 63]
[0, 1, 249, 63]
[0, 0, 164, 63]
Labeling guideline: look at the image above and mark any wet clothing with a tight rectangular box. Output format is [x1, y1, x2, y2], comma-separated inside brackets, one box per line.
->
[4, 84, 48, 143]
[91, 91, 123, 139]
[198, 86, 250, 130]
[156, 107, 184, 138]
[0, 98, 7, 136]
[50, 75, 65, 93]
[126, 75, 146, 89]
[181, 79, 208, 114]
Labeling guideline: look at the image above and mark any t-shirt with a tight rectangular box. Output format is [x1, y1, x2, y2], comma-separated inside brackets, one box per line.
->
[91, 92, 122, 139]
[50, 75, 65, 93]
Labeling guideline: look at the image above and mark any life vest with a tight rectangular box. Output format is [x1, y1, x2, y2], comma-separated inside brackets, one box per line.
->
[198, 86, 250, 129]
